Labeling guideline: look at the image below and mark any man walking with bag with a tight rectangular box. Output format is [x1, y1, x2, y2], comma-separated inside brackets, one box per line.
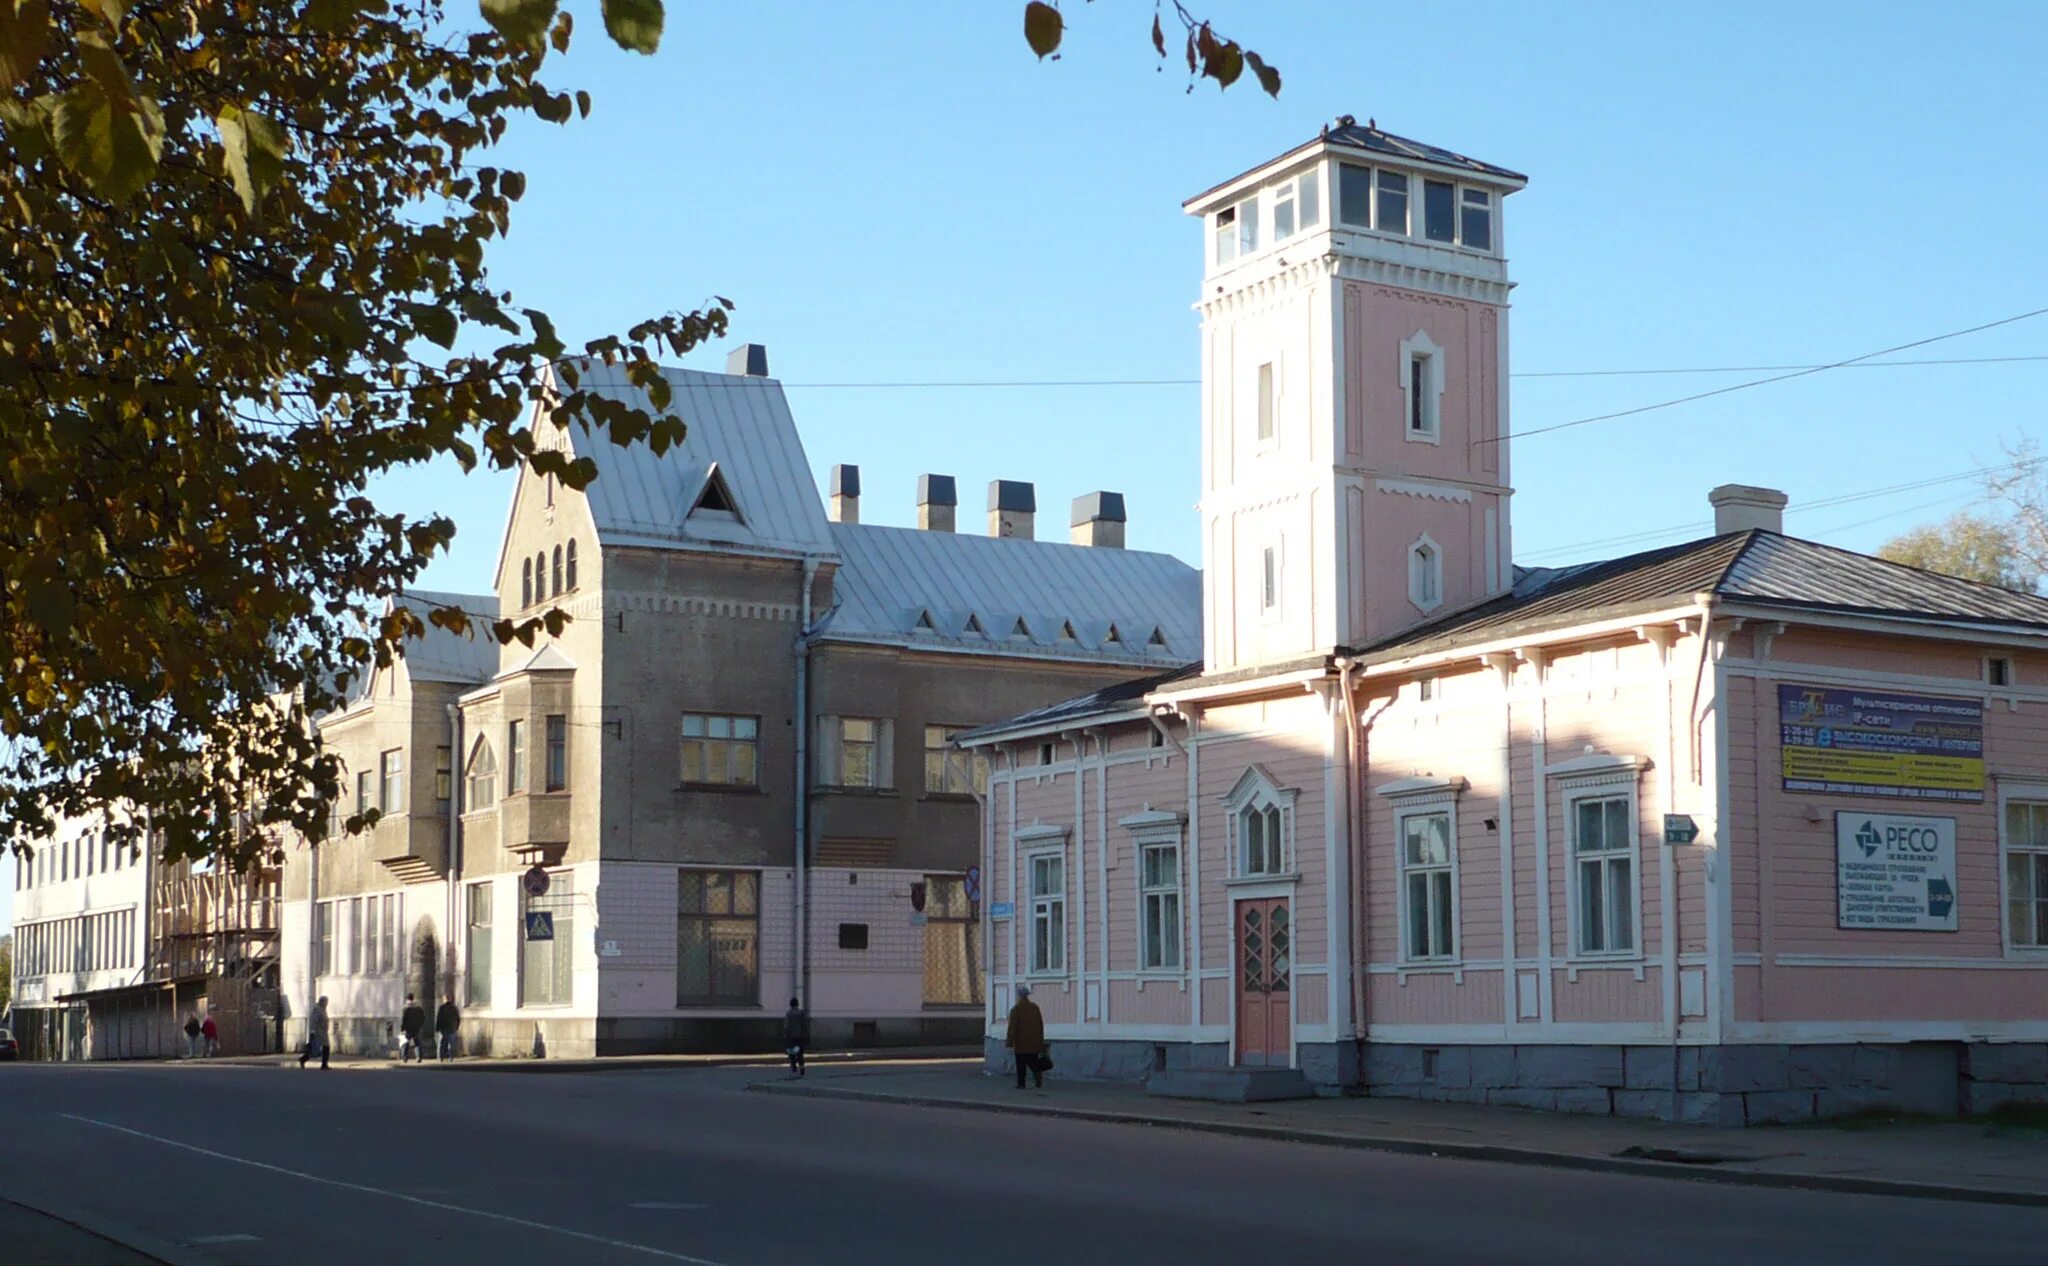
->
[1005, 984, 1048, 1089]
[399, 994, 426, 1063]
[299, 996, 331, 1069]
[783, 997, 809, 1078]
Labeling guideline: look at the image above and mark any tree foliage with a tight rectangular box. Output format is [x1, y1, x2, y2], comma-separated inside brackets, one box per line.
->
[1025, 1, 1281, 96]
[1879, 511, 2042, 593]
[0, 1, 1276, 869]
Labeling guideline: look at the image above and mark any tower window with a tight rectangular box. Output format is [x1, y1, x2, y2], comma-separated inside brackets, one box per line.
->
[1988, 656, 2014, 687]
[1410, 357, 1427, 433]
[1460, 188, 1493, 251]
[1235, 196, 1258, 255]
[1298, 168, 1320, 230]
[1423, 180, 1456, 243]
[1409, 538, 1443, 612]
[1255, 361, 1276, 444]
[1261, 546, 1279, 612]
[1401, 332, 1444, 442]
[1215, 205, 1238, 265]
[1273, 181, 1296, 241]
[1338, 162, 1373, 228]
[1375, 169, 1409, 234]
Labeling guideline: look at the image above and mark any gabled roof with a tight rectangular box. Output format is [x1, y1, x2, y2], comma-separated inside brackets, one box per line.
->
[1356, 530, 2048, 662]
[956, 663, 1202, 745]
[390, 590, 501, 685]
[498, 643, 577, 678]
[538, 360, 837, 559]
[825, 523, 1202, 667]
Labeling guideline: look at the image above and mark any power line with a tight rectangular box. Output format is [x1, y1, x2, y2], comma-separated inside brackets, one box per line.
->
[1500, 307, 2048, 441]
[765, 351, 2048, 390]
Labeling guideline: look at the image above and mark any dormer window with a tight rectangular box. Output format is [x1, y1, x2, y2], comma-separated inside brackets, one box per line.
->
[1271, 168, 1320, 242]
[1460, 188, 1493, 251]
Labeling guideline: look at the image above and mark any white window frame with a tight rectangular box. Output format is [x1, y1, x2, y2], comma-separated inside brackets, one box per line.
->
[1024, 844, 1068, 977]
[1459, 186, 1494, 252]
[1222, 765, 1299, 879]
[1398, 329, 1445, 444]
[832, 716, 890, 789]
[1254, 359, 1277, 447]
[1214, 203, 1239, 265]
[681, 712, 760, 787]
[1558, 766, 1645, 961]
[1375, 167, 1409, 235]
[1986, 655, 2016, 689]
[1336, 160, 1374, 229]
[1123, 810, 1187, 974]
[1260, 538, 1283, 622]
[1399, 806, 1459, 963]
[1998, 782, 2048, 955]
[1408, 533, 1443, 613]
[380, 748, 404, 815]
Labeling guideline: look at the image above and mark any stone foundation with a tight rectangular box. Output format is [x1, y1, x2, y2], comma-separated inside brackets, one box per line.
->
[979, 1038, 1359, 1095]
[1364, 1041, 2048, 1125]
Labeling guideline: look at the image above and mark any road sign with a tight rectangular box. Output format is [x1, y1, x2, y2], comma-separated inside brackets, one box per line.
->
[1662, 814, 1700, 845]
[524, 911, 555, 941]
[598, 938, 622, 958]
[522, 865, 551, 898]
[989, 902, 1014, 921]
[964, 866, 982, 903]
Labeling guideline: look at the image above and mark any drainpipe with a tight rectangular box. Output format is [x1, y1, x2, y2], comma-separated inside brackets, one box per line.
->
[1333, 658, 1364, 1064]
[792, 558, 832, 1013]
[447, 702, 463, 1005]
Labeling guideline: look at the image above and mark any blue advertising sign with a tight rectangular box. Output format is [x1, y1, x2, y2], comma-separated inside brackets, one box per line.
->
[1778, 685, 1984, 802]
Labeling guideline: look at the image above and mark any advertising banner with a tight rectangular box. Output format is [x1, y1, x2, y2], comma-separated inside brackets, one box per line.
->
[1778, 685, 1984, 802]
[1835, 812, 1958, 931]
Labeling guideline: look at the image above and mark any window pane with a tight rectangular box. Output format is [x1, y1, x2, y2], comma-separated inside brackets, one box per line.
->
[2035, 854, 2048, 900]
[1432, 870, 1455, 958]
[1576, 800, 1603, 853]
[735, 717, 757, 740]
[1423, 179, 1455, 242]
[1461, 199, 1491, 250]
[1375, 170, 1408, 233]
[1215, 208, 1237, 264]
[1580, 861, 1605, 952]
[2011, 898, 2034, 948]
[1609, 858, 1635, 951]
[1338, 163, 1373, 226]
[679, 870, 704, 913]
[2032, 804, 2048, 845]
[1237, 198, 1258, 252]
[735, 871, 759, 916]
[1407, 873, 1430, 958]
[1273, 191, 1294, 240]
[1299, 168, 1320, 228]
[682, 715, 705, 737]
[1604, 798, 1631, 848]
[1163, 894, 1180, 967]
[845, 718, 874, 742]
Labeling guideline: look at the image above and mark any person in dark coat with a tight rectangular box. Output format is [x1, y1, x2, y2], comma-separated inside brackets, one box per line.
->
[183, 1013, 202, 1059]
[783, 997, 809, 1077]
[399, 994, 426, 1063]
[300, 996, 331, 1069]
[1005, 984, 1047, 1089]
[434, 995, 460, 1061]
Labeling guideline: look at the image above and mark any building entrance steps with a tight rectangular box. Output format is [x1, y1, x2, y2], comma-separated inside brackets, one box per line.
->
[1145, 1065, 1313, 1102]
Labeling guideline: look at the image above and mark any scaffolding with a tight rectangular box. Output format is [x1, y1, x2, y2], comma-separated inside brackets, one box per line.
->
[148, 857, 283, 1055]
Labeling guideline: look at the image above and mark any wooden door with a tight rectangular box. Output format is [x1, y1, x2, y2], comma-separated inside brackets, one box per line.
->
[1235, 897, 1291, 1067]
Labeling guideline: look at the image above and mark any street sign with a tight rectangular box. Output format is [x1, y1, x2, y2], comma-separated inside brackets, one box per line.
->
[964, 866, 982, 903]
[522, 865, 551, 898]
[598, 938, 622, 958]
[1662, 814, 1700, 845]
[989, 901, 1015, 920]
[524, 911, 555, 941]
[1835, 811, 1958, 931]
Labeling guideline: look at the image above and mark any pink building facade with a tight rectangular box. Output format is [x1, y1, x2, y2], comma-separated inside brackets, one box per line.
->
[963, 122, 2048, 1123]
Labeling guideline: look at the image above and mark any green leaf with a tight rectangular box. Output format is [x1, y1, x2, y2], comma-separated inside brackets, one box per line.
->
[217, 104, 288, 215]
[479, 0, 557, 44]
[22, 563, 74, 642]
[403, 302, 458, 349]
[1023, 1, 1062, 59]
[0, 96, 53, 162]
[78, 0, 123, 27]
[49, 77, 165, 202]
[500, 169, 525, 200]
[1245, 51, 1282, 98]
[600, 0, 663, 53]
[1210, 41, 1243, 89]
[0, 0, 51, 90]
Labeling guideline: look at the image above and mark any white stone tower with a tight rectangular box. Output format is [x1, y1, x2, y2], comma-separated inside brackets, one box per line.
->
[1184, 118, 1526, 672]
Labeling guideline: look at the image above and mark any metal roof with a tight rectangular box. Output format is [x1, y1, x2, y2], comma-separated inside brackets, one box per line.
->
[546, 360, 838, 559]
[955, 662, 1201, 745]
[825, 523, 1202, 667]
[1186, 118, 1525, 210]
[392, 590, 501, 685]
[1357, 530, 2048, 661]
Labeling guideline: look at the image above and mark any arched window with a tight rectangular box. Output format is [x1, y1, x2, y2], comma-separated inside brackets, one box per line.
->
[552, 544, 564, 596]
[465, 738, 499, 809]
[1408, 535, 1442, 612]
[1222, 765, 1297, 878]
[534, 550, 547, 598]
[521, 558, 533, 609]
[565, 539, 578, 591]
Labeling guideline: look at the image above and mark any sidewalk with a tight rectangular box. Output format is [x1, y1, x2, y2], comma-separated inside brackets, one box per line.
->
[752, 1062, 2048, 1207]
[2, 1199, 167, 1265]
[153, 1044, 978, 1075]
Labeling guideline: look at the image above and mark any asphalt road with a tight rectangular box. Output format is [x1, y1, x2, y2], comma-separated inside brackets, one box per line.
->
[2, 1061, 2045, 1266]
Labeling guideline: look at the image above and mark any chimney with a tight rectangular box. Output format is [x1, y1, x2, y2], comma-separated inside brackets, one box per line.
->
[1708, 484, 1787, 535]
[917, 474, 957, 533]
[725, 343, 770, 377]
[1070, 491, 1127, 548]
[988, 480, 1036, 540]
[829, 464, 860, 524]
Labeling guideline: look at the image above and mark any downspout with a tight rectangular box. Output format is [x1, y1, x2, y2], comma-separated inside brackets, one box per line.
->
[446, 702, 463, 1005]
[792, 558, 830, 1011]
[1332, 658, 1364, 1063]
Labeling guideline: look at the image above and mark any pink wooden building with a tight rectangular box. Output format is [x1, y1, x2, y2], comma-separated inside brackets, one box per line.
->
[961, 121, 2048, 1123]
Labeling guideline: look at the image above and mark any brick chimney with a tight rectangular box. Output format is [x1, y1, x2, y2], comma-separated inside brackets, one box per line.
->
[1708, 484, 1787, 535]
[917, 474, 957, 532]
[988, 480, 1035, 540]
[829, 464, 860, 524]
[1070, 492, 1126, 548]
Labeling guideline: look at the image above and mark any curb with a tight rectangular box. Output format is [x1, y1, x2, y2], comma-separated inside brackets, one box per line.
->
[151, 1048, 979, 1076]
[1, 1195, 211, 1266]
[749, 1081, 2048, 1210]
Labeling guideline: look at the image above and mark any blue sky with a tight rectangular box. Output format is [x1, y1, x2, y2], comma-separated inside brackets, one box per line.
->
[3, 2, 2043, 933]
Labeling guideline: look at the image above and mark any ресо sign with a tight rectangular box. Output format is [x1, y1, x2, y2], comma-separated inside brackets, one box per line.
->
[1835, 811, 1957, 932]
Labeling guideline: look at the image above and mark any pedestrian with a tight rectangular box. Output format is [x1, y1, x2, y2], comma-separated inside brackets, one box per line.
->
[783, 997, 809, 1078]
[183, 1013, 202, 1059]
[434, 994, 460, 1061]
[200, 1012, 220, 1058]
[399, 993, 426, 1064]
[1005, 983, 1048, 1089]
[299, 996, 331, 1070]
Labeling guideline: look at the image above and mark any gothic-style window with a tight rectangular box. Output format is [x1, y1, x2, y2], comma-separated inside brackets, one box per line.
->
[565, 538, 578, 591]
[521, 558, 533, 609]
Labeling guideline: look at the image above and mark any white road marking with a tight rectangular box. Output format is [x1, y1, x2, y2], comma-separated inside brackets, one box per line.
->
[190, 1234, 262, 1244]
[61, 1114, 729, 1266]
[630, 1202, 711, 1211]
